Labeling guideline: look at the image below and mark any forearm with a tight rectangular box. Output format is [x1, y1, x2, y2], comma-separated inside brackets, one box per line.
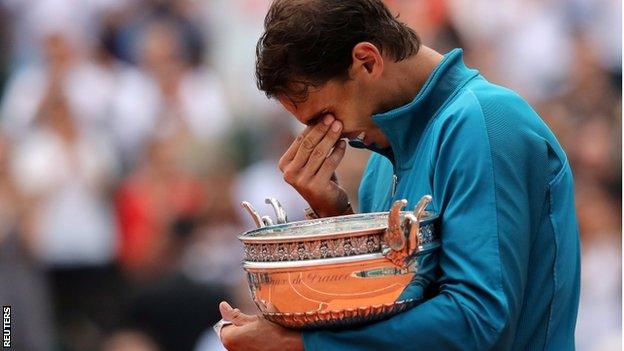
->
[303, 293, 505, 351]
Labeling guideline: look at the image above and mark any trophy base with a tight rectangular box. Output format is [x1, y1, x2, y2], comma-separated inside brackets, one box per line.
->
[263, 299, 418, 329]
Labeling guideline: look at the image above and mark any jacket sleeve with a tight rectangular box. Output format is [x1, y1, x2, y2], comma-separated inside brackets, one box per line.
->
[302, 102, 532, 351]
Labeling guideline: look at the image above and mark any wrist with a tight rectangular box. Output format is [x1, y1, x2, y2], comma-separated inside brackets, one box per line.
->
[305, 201, 353, 219]
[213, 319, 233, 341]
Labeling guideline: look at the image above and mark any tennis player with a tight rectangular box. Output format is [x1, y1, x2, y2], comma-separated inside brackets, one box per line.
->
[218, 1, 580, 350]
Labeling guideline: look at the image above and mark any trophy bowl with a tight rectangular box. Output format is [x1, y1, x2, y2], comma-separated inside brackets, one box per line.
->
[238, 195, 440, 330]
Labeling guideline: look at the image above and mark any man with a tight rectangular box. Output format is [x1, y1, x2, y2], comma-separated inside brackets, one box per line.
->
[218, 0, 580, 350]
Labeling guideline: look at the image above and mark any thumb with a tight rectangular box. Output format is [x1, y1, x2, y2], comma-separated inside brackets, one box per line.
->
[219, 301, 257, 326]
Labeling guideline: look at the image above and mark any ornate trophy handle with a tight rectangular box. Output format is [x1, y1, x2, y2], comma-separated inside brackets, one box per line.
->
[265, 197, 288, 224]
[384, 195, 433, 268]
[409, 195, 432, 253]
[241, 197, 289, 229]
[241, 201, 265, 228]
[404, 213, 419, 255]
[385, 199, 408, 251]
[414, 195, 432, 221]
[261, 216, 274, 226]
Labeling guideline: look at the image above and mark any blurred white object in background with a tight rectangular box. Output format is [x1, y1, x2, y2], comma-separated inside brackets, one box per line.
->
[110, 19, 231, 166]
[1, 30, 116, 140]
[447, 0, 573, 102]
[10, 128, 119, 266]
[575, 238, 622, 351]
[234, 159, 308, 228]
[110, 65, 231, 165]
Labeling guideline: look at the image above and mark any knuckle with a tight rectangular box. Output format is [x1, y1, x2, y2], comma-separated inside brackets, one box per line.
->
[301, 138, 315, 151]
[294, 176, 306, 188]
[311, 147, 325, 160]
[283, 170, 296, 184]
[308, 180, 318, 192]
[282, 174, 291, 184]
[277, 159, 286, 171]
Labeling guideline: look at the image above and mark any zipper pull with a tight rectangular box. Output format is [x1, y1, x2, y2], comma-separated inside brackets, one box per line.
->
[391, 174, 398, 197]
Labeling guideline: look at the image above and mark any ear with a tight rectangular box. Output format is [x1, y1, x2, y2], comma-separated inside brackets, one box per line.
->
[350, 42, 384, 79]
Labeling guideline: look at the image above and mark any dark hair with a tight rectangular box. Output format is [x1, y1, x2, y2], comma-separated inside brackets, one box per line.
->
[255, 0, 420, 102]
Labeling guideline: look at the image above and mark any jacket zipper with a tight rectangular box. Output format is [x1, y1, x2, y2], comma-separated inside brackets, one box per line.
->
[391, 174, 398, 197]
[381, 174, 399, 211]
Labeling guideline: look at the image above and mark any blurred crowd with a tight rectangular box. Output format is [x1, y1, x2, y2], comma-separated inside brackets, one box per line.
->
[0, 0, 620, 351]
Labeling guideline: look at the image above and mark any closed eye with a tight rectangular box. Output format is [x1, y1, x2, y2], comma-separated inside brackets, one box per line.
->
[304, 109, 331, 126]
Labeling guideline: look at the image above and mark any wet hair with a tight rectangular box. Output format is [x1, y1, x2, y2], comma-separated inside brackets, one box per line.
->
[255, 0, 420, 102]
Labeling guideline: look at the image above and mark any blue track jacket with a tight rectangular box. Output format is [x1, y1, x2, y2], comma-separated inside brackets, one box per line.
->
[302, 49, 580, 351]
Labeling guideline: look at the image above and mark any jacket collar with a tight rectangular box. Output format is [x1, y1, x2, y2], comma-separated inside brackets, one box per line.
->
[349, 49, 479, 171]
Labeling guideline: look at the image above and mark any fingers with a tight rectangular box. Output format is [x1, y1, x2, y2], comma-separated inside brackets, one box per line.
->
[314, 139, 346, 182]
[219, 301, 257, 327]
[299, 121, 343, 178]
[278, 125, 312, 171]
[289, 115, 336, 170]
[278, 114, 334, 171]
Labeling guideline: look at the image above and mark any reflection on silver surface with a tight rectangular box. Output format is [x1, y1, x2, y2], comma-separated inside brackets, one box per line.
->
[238, 195, 440, 329]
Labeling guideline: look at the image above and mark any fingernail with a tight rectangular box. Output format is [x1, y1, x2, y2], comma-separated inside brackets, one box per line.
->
[331, 121, 342, 132]
[338, 140, 346, 148]
[219, 301, 233, 313]
[323, 115, 334, 125]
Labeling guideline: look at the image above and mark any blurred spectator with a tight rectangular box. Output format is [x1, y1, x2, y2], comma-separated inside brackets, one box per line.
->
[5, 65, 120, 350]
[1, 27, 117, 140]
[447, 0, 575, 102]
[9, 86, 118, 267]
[102, 329, 160, 351]
[575, 183, 621, 351]
[385, 0, 463, 53]
[234, 116, 308, 228]
[182, 163, 246, 289]
[202, 0, 283, 120]
[101, 0, 205, 66]
[0, 133, 54, 351]
[122, 273, 226, 351]
[0, 134, 18, 253]
[115, 136, 205, 280]
[110, 17, 230, 168]
[568, 0, 622, 78]
[0, 7, 10, 89]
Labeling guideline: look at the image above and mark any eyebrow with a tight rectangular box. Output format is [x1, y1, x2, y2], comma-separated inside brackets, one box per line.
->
[304, 109, 329, 126]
